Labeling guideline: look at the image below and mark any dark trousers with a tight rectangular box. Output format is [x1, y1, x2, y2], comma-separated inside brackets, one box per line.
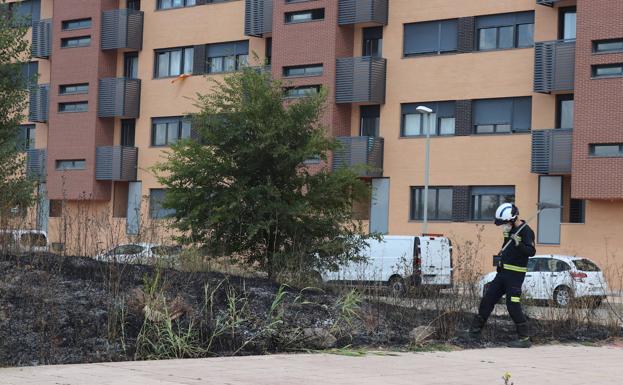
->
[479, 270, 527, 324]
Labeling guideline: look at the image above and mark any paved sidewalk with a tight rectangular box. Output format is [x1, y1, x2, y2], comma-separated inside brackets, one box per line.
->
[2, 344, 622, 385]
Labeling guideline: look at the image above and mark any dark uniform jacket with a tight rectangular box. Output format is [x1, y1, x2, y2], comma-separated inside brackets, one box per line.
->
[500, 221, 537, 270]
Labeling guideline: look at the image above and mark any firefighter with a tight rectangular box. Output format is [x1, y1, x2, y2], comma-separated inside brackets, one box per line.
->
[468, 203, 536, 348]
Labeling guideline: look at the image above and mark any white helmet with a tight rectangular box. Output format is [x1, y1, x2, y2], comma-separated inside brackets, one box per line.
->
[494, 203, 518, 226]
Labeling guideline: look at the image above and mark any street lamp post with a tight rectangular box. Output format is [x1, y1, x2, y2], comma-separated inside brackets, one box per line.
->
[416, 106, 433, 235]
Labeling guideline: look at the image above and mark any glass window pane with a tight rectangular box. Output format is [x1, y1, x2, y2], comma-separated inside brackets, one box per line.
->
[593, 145, 621, 156]
[596, 41, 623, 52]
[596, 66, 623, 76]
[238, 54, 248, 68]
[167, 122, 179, 144]
[224, 56, 236, 72]
[563, 12, 576, 40]
[186, 0, 196, 5]
[160, 0, 172, 8]
[438, 189, 453, 220]
[170, 50, 181, 76]
[476, 125, 494, 134]
[479, 194, 499, 220]
[517, 24, 534, 47]
[499, 26, 514, 49]
[172, 0, 183, 7]
[181, 121, 191, 139]
[560, 100, 574, 129]
[478, 28, 497, 50]
[425, 189, 437, 219]
[496, 124, 512, 133]
[184, 48, 193, 74]
[210, 57, 223, 73]
[439, 117, 455, 135]
[404, 114, 422, 136]
[158, 52, 170, 78]
[155, 123, 167, 145]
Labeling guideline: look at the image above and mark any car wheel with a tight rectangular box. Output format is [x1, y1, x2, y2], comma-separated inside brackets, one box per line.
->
[554, 286, 573, 307]
[388, 276, 406, 297]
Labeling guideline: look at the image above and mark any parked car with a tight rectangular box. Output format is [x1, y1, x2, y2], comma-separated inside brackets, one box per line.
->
[321, 235, 453, 295]
[95, 243, 181, 267]
[479, 255, 608, 307]
[0, 229, 49, 255]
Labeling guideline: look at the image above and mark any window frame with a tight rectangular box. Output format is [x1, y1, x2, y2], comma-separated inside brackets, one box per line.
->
[283, 85, 321, 99]
[284, 8, 325, 24]
[59, 83, 89, 95]
[149, 189, 176, 219]
[592, 64, 623, 79]
[61, 18, 92, 31]
[154, 47, 194, 79]
[403, 19, 458, 57]
[593, 38, 623, 54]
[61, 36, 91, 49]
[410, 186, 453, 221]
[472, 97, 532, 135]
[475, 12, 535, 52]
[400, 101, 457, 137]
[55, 159, 86, 171]
[58, 101, 88, 113]
[283, 64, 323, 78]
[470, 186, 515, 221]
[151, 116, 192, 147]
[156, 0, 196, 10]
[589, 144, 623, 158]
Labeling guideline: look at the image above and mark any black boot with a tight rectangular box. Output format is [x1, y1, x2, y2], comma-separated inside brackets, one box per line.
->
[508, 322, 532, 348]
[465, 314, 486, 339]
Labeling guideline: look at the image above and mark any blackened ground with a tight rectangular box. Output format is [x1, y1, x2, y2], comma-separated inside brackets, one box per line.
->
[0, 254, 618, 367]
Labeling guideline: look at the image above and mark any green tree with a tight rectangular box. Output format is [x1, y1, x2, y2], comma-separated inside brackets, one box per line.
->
[0, 4, 35, 224]
[155, 68, 373, 280]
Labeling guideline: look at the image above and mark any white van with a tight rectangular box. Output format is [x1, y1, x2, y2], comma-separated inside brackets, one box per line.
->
[0, 229, 49, 255]
[322, 235, 453, 294]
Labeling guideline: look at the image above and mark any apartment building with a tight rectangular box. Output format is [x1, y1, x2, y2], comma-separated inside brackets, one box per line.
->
[9, 0, 623, 274]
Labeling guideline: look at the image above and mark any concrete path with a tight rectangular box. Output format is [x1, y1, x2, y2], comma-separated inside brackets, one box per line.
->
[2, 344, 622, 385]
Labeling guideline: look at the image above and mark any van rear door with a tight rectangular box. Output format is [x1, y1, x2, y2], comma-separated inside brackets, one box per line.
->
[419, 236, 452, 286]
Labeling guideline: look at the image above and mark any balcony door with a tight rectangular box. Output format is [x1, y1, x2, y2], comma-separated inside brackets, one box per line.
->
[559, 7, 576, 40]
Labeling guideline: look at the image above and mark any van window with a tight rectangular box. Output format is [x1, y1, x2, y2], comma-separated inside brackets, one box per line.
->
[20, 233, 47, 247]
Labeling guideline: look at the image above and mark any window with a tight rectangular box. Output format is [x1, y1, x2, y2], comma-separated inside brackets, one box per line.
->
[410, 187, 453, 221]
[127, 0, 140, 10]
[7, 0, 40, 26]
[61, 36, 91, 48]
[62, 18, 91, 30]
[49, 200, 62, 217]
[559, 7, 576, 40]
[56, 159, 86, 170]
[17, 124, 35, 151]
[569, 199, 585, 224]
[151, 117, 191, 146]
[363, 27, 383, 57]
[401, 102, 456, 137]
[475, 12, 534, 51]
[155, 47, 193, 78]
[157, 0, 196, 10]
[59, 101, 88, 113]
[556, 94, 574, 129]
[19, 61, 38, 89]
[124, 52, 138, 79]
[150, 189, 176, 218]
[592, 64, 623, 78]
[594, 39, 623, 54]
[527, 258, 548, 272]
[284, 85, 320, 98]
[285, 9, 324, 24]
[121, 119, 136, 147]
[473, 97, 531, 134]
[59, 83, 88, 95]
[573, 259, 601, 272]
[207, 41, 249, 74]
[403, 19, 457, 56]
[470, 186, 515, 221]
[590, 144, 623, 157]
[360, 105, 380, 137]
[266, 38, 272, 65]
[283, 64, 323, 77]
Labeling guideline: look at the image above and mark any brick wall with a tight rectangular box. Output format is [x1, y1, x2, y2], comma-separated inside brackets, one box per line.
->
[572, 0, 623, 199]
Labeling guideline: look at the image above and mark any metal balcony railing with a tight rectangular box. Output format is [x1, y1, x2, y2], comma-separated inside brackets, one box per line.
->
[101, 9, 144, 50]
[28, 84, 49, 123]
[531, 129, 573, 174]
[32, 19, 52, 58]
[338, 0, 388, 25]
[332, 136, 384, 178]
[26, 149, 47, 182]
[534, 39, 576, 93]
[335, 56, 386, 104]
[98, 78, 141, 118]
[244, 0, 272, 37]
[95, 146, 138, 181]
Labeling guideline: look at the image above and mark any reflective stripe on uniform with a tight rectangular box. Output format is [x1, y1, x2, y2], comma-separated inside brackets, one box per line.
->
[503, 264, 527, 273]
[510, 296, 521, 303]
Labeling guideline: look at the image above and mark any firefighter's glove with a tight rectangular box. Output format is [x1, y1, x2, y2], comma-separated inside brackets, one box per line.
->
[510, 234, 522, 246]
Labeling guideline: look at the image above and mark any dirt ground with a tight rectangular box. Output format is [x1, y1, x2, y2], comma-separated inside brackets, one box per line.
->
[0, 253, 619, 367]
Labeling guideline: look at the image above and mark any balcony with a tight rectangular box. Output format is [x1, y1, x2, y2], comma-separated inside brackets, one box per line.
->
[95, 146, 138, 181]
[534, 39, 576, 93]
[531, 129, 573, 175]
[97, 78, 141, 118]
[244, 0, 272, 37]
[332, 136, 384, 178]
[338, 0, 388, 25]
[101, 9, 144, 50]
[26, 149, 46, 182]
[32, 19, 52, 58]
[28, 84, 49, 123]
[335, 56, 386, 104]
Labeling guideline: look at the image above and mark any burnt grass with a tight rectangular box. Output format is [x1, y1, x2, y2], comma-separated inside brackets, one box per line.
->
[0, 253, 618, 367]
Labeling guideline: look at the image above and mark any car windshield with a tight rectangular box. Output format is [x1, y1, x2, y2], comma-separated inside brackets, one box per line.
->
[573, 259, 601, 272]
